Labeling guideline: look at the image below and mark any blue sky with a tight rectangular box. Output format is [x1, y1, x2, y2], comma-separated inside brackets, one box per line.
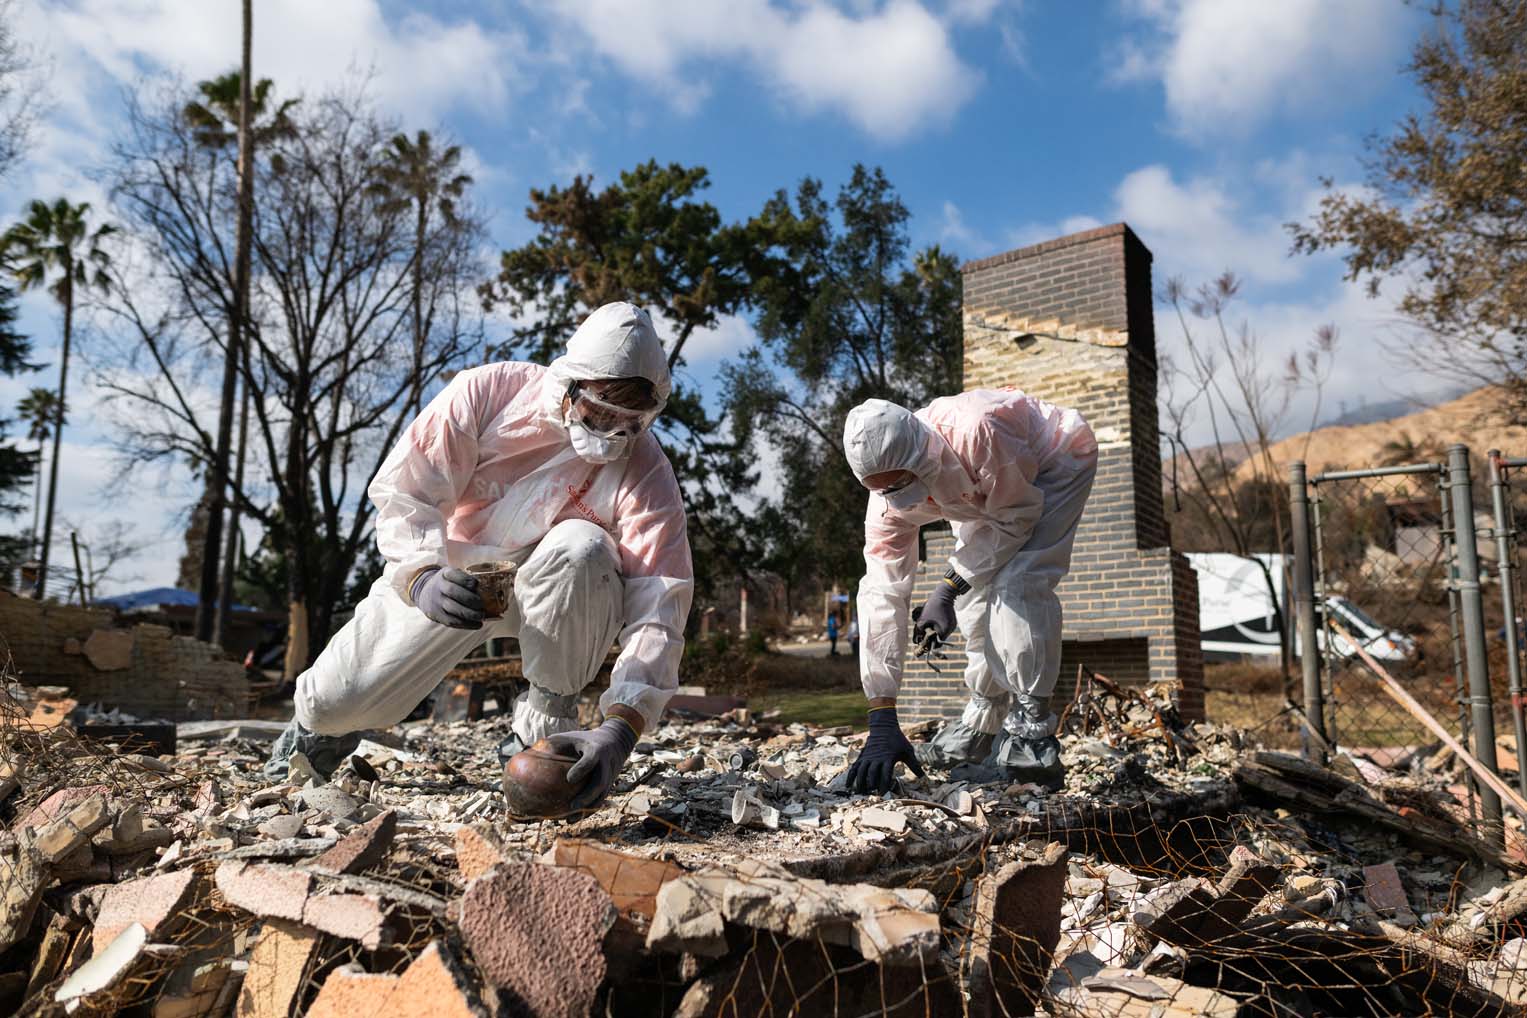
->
[3, 0, 1438, 591]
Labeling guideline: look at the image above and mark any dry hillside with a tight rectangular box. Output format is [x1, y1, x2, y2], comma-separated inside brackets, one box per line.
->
[1229, 385, 1527, 482]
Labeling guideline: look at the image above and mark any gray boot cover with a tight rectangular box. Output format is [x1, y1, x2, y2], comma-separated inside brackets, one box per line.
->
[985, 695, 1064, 790]
[264, 718, 361, 782]
[915, 720, 997, 768]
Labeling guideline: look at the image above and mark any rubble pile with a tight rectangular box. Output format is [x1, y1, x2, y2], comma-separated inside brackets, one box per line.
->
[5, 676, 1527, 1016]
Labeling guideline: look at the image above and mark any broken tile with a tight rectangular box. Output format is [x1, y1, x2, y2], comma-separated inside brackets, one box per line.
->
[12, 784, 110, 833]
[306, 941, 487, 1018]
[963, 841, 1067, 1017]
[454, 825, 510, 883]
[94, 868, 202, 951]
[237, 920, 321, 1018]
[55, 921, 146, 1005]
[309, 809, 395, 875]
[1365, 862, 1418, 927]
[858, 806, 908, 834]
[460, 863, 616, 1017]
[547, 838, 685, 919]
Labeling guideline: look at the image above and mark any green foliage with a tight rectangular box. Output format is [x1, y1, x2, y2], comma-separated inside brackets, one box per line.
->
[181, 71, 297, 151]
[723, 165, 963, 593]
[0, 279, 34, 516]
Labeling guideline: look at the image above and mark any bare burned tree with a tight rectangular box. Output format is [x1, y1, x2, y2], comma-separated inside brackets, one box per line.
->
[0, 0, 44, 183]
[1160, 272, 1338, 682]
[94, 79, 484, 669]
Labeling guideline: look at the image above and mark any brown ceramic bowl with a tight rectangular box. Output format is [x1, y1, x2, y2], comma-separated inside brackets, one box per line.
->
[467, 560, 518, 619]
[502, 738, 582, 819]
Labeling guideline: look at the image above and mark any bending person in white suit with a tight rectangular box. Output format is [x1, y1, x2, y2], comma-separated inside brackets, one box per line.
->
[265, 302, 693, 811]
[841, 390, 1097, 794]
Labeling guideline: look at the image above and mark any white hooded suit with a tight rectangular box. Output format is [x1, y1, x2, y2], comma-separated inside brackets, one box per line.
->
[295, 303, 693, 746]
[846, 389, 1097, 738]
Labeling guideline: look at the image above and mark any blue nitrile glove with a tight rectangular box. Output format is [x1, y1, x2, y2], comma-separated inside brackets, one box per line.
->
[547, 717, 639, 810]
[844, 706, 926, 794]
[913, 570, 969, 653]
[410, 567, 484, 629]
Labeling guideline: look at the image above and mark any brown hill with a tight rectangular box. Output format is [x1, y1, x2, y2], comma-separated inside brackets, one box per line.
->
[1252, 386, 1527, 480]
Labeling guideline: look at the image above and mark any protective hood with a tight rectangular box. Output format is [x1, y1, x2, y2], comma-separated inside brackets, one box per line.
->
[843, 399, 939, 483]
[546, 302, 672, 413]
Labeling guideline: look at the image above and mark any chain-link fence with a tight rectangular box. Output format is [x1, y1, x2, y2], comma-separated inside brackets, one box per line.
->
[1292, 446, 1527, 842]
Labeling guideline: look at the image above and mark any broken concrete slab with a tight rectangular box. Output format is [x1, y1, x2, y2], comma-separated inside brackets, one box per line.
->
[298, 785, 359, 820]
[93, 867, 202, 951]
[309, 809, 395, 875]
[859, 806, 910, 834]
[963, 841, 1068, 1018]
[306, 941, 487, 1018]
[648, 860, 941, 966]
[236, 919, 321, 1018]
[302, 893, 388, 948]
[177, 719, 291, 742]
[547, 838, 685, 919]
[459, 863, 615, 1018]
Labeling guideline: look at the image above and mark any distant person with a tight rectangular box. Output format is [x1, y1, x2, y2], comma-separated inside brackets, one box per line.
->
[839, 392, 1097, 794]
[826, 609, 840, 656]
[846, 617, 860, 657]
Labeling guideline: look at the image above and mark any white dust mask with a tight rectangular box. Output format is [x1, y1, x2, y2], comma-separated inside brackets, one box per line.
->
[568, 420, 629, 463]
[883, 478, 930, 512]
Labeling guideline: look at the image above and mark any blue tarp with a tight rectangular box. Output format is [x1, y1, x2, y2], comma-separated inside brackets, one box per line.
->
[94, 587, 259, 613]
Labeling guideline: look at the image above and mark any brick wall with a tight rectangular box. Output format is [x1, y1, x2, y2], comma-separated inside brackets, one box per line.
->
[0, 592, 249, 719]
[899, 223, 1204, 724]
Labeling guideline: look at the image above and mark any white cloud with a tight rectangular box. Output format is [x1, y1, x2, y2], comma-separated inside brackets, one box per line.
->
[539, 0, 981, 141]
[938, 200, 991, 254]
[1113, 0, 1416, 136]
[23, 0, 523, 127]
[674, 313, 758, 367]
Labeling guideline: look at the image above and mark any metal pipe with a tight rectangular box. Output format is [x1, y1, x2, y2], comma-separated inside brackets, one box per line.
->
[1502, 458, 1527, 469]
[1490, 450, 1527, 796]
[1290, 462, 1327, 762]
[1309, 474, 1338, 747]
[1450, 444, 1504, 845]
[1312, 464, 1446, 483]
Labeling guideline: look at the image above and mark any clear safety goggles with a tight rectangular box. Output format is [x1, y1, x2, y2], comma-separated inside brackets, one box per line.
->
[566, 382, 659, 438]
[875, 474, 918, 496]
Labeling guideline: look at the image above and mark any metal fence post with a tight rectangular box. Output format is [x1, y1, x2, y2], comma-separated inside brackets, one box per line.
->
[1449, 444, 1504, 842]
[1490, 450, 1527, 796]
[1289, 461, 1327, 762]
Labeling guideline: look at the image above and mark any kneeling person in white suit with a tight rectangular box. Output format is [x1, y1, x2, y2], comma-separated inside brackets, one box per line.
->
[265, 302, 694, 811]
[841, 391, 1097, 794]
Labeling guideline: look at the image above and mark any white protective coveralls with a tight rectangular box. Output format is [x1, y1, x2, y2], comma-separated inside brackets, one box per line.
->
[294, 303, 694, 747]
[847, 390, 1097, 741]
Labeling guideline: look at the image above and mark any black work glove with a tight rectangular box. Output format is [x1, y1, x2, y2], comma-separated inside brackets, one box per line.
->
[410, 567, 484, 629]
[913, 570, 969, 653]
[547, 716, 639, 810]
[844, 706, 926, 794]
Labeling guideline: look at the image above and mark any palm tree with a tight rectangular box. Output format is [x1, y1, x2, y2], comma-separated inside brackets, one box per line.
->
[2, 199, 114, 597]
[16, 386, 61, 557]
[370, 130, 472, 414]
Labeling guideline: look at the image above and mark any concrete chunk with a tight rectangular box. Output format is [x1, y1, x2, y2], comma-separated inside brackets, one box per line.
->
[34, 793, 111, 863]
[217, 860, 312, 923]
[454, 825, 510, 883]
[0, 846, 48, 953]
[12, 784, 110, 833]
[460, 863, 615, 1018]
